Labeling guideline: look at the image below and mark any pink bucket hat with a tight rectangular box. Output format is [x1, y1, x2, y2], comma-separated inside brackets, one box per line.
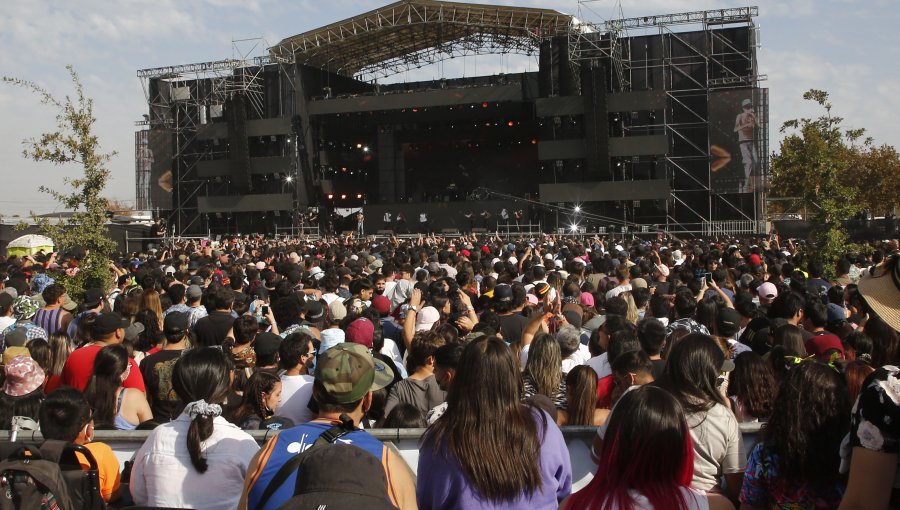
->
[2, 356, 45, 397]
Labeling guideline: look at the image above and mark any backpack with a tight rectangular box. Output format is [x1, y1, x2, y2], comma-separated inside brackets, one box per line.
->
[39, 440, 106, 510]
[0, 443, 74, 510]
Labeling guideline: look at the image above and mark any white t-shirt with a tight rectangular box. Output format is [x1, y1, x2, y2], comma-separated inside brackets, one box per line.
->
[605, 283, 632, 300]
[0, 316, 15, 334]
[585, 353, 611, 379]
[276, 374, 315, 425]
[561, 345, 592, 374]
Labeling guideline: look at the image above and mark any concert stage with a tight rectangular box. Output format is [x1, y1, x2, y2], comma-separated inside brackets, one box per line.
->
[137, 1, 767, 238]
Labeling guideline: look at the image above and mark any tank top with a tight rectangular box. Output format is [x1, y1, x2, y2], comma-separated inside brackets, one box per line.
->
[33, 308, 64, 336]
[246, 419, 398, 510]
[114, 389, 138, 431]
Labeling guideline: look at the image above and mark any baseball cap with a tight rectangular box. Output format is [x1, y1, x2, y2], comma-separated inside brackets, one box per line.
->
[493, 284, 513, 303]
[805, 334, 845, 359]
[164, 311, 190, 336]
[346, 318, 375, 349]
[716, 307, 742, 337]
[315, 343, 394, 403]
[82, 288, 105, 309]
[631, 278, 648, 289]
[757, 282, 778, 300]
[254, 332, 282, 358]
[283, 443, 399, 510]
[93, 312, 130, 336]
[124, 322, 145, 342]
[826, 303, 847, 323]
[304, 300, 326, 321]
[415, 306, 440, 332]
[370, 295, 391, 315]
[319, 328, 346, 354]
[186, 285, 203, 301]
[329, 300, 348, 322]
[0, 293, 13, 313]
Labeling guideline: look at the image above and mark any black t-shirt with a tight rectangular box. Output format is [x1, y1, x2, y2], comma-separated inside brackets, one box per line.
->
[140, 349, 186, 423]
[497, 312, 529, 344]
[194, 311, 235, 347]
[650, 358, 667, 381]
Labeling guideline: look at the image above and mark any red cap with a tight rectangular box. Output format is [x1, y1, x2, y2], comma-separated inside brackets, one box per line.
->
[804, 334, 845, 359]
[460, 249, 471, 258]
[481, 245, 491, 254]
[345, 318, 375, 349]
[371, 295, 391, 315]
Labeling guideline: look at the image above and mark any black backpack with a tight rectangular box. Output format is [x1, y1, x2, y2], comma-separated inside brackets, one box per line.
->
[0, 443, 75, 510]
[39, 440, 106, 510]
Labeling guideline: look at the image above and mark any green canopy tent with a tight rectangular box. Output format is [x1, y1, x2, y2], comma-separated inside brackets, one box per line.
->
[6, 234, 54, 257]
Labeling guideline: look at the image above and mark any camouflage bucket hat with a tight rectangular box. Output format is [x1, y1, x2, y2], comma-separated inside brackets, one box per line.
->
[315, 343, 393, 404]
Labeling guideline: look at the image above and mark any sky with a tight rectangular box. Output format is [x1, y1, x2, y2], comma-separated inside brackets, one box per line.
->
[0, 0, 897, 217]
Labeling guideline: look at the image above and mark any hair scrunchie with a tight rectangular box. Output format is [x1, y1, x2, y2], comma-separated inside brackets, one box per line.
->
[184, 399, 222, 419]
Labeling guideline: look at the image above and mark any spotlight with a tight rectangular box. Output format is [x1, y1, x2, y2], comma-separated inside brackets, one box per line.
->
[570, 224, 579, 233]
[356, 193, 363, 199]
[284, 176, 293, 183]
[574, 206, 581, 213]
[362, 146, 370, 153]
[327, 194, 334, 200]
[356, 143, 363, 149]
[507, 121, 514, 127]
[341, 194, 347, 199]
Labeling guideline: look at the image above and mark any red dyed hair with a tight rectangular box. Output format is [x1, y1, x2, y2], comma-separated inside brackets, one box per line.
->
[567, 386, 695, 510]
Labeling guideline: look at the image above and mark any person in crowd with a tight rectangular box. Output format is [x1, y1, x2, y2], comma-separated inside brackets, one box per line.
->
[727, 351, 776, 423]
[84, 344, 153, 430]
[656, 333, 746, 504]
[839, 253, 900, 510]
[274, 331, 317, 425]
[0, 355, 45, 429]
[32, 283, 73, 337]
[131, 347, 260, 510]
[384, 330, 446, 417]
[140, 311, 191, 422]
[383, 402, 427, 428]
[563, 385, 733, 510]
[240, 342, 416, 510]
[768, 324, 808, 385]
[637, 317, 667, 379]
[556, 365, 604, 427]
[425, 342, 464, 425]
[608, 348, 655, 407]
[522, 332, 567, 410]
[194, 286, 236, 347]
[39, 387, 122, 502]
[740, 360, 850, 509]
[843, 359, 875, 404]
[61, 312, 145, 391]
[229, 370, 291, 430]
[227, 315, 260, 368]
[417, 337, 572, 508]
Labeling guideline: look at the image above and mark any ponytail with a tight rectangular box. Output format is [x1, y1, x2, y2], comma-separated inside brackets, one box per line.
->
[172, 349, 231, 474]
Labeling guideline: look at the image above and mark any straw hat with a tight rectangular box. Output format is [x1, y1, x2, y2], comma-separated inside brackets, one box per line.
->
[858, 254, 900, 333]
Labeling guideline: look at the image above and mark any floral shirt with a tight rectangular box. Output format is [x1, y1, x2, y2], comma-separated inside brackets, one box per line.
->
[840, 365, 900, 489]
[740, 443, 845, 509]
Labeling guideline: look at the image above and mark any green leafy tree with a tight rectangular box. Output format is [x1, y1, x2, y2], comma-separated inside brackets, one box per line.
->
[770, 89, 866, 274]
[842, 144, 900, 216]
[3, 65, 117, 298]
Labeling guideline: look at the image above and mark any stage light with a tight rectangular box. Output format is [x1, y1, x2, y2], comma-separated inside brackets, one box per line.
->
[570, 224, 579, 233]
[507, 121, 514, 127]
[285, 176, 293, 182]
[341, 194, 347, 199]
[531, 138, 537, 145]
[574, 206, 581, 213]
[356, 193, 363, 199]
[363, 146, 370, 153]
[482, 102, 489, 108]
[327, 194, 334, 200]
[356, 143, 363, 149]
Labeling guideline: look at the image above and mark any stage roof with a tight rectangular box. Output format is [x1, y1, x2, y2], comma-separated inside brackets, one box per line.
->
[269, 0, 573, 80]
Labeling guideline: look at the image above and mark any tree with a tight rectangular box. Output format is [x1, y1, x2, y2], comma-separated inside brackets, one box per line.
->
[842, 144, 900, 216]
[770, 89, 866, 274]
[3, 65, 117, 298]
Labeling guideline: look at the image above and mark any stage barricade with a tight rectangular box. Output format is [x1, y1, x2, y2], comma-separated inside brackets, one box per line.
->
[1, 423, 762, 490]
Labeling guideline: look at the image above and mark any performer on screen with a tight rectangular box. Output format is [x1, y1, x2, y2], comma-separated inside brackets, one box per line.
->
[734, 98, 759, 193]
[383, 211, 392, 231]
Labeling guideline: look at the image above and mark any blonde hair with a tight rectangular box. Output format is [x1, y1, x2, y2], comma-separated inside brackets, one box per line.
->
[622, 291, 639, 325]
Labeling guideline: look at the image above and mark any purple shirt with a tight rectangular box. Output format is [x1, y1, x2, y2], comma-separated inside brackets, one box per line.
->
[416, 408, 572, 509]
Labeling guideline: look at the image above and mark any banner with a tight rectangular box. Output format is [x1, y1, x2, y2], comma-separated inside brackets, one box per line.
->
[709, 88, 763, 194]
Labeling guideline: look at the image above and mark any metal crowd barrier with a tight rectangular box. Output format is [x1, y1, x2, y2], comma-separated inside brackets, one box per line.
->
[0, 423, 762, 490]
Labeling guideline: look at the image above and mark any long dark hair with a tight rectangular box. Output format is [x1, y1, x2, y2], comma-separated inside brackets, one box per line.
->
[84, 344, 129, 427]
[172, 347, 232, 473]
[565, 366, 598, 426]
[229, 370, 280, 426]
[727, 351, 776, 420]
[421, 337, 544, 502]
[656, 333, 728, 416]
[524, 332, 562, 398]
[566, 386, 694, 510]
[761, 361, 849, 483]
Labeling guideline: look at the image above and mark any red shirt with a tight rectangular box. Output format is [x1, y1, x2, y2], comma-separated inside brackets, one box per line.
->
[60, 344, 146, 392]
[596, 374, 615, 408]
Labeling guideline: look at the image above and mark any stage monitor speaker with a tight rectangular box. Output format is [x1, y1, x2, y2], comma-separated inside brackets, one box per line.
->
[377, 230, 394, 235]
[441, 228, 459, 234]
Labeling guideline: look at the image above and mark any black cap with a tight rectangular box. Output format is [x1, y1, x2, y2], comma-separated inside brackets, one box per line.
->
[493, 284, 513, 303]
[92, 312, 129, 337]
[164, 312, 190, 336]
[716, 307, 742, 338]
[0, 292, 13, 312]
[82, 288, 105, 309]
[254, 332, 282, 357]
[304, 300, 325, 320]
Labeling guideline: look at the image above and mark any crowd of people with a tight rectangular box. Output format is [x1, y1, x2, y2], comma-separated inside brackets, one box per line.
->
[0, 231, 897, 509]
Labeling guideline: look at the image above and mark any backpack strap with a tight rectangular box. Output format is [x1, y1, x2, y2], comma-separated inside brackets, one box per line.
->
[254, 414, 356, 510]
